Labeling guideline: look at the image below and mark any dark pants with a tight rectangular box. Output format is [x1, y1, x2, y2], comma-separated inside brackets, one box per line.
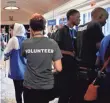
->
[74, 79, 95, 103]
[23, 87, 53, 103]
[13, 80, 24, 103]
[70, 68, 97, 103]
[57, 55, 78, 103]
[97, 73, 110, 103]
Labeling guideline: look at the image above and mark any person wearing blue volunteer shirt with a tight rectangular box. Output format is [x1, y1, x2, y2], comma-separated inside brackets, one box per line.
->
[96, 35, 110, 103]
[4, 23, 26, 103]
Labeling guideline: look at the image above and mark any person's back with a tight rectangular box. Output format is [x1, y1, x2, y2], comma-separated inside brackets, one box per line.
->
[22, 13, 62, 103]
[23, 37, 62, 89]
[76, 7, 108, 68]
[76, 21, 104, 67]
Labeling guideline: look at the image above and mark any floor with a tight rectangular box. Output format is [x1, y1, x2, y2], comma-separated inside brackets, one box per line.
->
[0, 60, 16, 103]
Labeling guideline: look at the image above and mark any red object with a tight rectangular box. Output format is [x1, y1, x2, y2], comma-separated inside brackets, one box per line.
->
[90, 0, 96, 7]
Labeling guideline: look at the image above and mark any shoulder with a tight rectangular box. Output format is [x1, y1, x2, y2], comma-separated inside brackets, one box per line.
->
[102, 35, 110, 43]
[47, 38, 58, 45]
[78, 23, 88, 31]
[88, 21, 101, 28]
[46, 38, 59, 49]
[22, 38, 30, 45]
[58, 25, 69, 32]
[8, 36, 17, 43]
[79, 23, 88, 27]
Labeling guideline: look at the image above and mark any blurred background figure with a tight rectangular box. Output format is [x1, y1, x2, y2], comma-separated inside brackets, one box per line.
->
[4, 23, 27, 103]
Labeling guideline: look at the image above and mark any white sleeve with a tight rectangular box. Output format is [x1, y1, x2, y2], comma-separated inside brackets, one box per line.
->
[4, 37, 19, 54]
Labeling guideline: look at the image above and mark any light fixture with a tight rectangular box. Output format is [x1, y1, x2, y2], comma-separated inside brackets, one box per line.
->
[4, 1, 19, 10]
[4, 6, 19, 10]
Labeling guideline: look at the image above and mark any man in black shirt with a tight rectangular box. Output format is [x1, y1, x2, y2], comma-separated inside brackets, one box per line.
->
[76, 7, 108, 103]
[55, 9, 80, 103]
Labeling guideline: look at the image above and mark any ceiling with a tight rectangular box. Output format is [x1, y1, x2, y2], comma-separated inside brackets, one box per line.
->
[1, 0, 70, 24]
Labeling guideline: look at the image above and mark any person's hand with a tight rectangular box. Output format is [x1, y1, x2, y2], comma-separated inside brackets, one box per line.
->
[69, 51, 75, 57]
[68, 52, 75, 57]
[97, 71, 106, 78]
[61, 50, 75, 57]
[52, 69, 59, 74]
[4, 56, 9, 61]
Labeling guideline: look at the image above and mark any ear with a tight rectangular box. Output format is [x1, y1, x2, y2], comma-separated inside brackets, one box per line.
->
[30, 28, 34, 37]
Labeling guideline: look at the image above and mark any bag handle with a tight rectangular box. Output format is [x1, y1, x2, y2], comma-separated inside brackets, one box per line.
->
[92, 56, 110, 84]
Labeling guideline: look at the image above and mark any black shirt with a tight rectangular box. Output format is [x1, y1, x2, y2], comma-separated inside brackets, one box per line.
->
[76, 21, 104, 67]
[55, 25, 77, 52]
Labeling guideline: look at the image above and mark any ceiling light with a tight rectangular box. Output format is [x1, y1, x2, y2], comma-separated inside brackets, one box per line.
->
[4, 1, 19, 10]
[4, 6, 19, 10]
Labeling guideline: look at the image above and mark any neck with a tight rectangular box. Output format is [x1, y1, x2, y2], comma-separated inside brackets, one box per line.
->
[67, 21, 74, 28]
[33, 35, 44, 37]
[32, 31, 44, 37]
[91, 19, 102, 27]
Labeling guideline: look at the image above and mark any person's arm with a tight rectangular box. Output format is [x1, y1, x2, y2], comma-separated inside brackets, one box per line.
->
[95, 56, 100, 66]
[61, 50, 75, 57]
[94, 23, 104, 49]
[21, 41, 26, 58]
[96, 42, 101, 49]
[56, 28, 75, 57]
[55, 28, 63, 47]
[95, 49, 103, 69]
[53, 59, 62, 72]
[4, 37, 16, 60]
[52, 41, 63, 72]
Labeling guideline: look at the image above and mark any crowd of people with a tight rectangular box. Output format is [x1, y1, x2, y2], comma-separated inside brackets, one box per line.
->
[0, 7, 110, 103]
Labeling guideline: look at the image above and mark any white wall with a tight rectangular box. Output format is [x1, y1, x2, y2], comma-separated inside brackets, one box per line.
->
[44, 0, 110, 22]
[44, 0, 110, 35]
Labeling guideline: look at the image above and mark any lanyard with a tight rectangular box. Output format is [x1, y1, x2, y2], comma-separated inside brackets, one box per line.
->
[69, 28, 75, 48]
[69, 28, 74, 38]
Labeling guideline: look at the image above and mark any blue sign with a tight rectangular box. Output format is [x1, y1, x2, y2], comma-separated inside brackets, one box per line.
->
[83, 14, 85, 24]
[48, 19, 56, 26]
[59, 18, 67, 25]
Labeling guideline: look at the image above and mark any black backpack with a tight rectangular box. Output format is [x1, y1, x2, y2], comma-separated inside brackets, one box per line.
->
[75, 26, 87, 62]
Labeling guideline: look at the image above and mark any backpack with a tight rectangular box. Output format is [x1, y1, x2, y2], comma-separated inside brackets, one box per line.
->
[75, 25, 87, 62]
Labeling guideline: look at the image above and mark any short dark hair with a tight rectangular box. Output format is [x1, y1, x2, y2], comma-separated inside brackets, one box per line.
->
[66, 9, 79, 20]
[30, 13, 46, 31]
[91, 7, 108, 19]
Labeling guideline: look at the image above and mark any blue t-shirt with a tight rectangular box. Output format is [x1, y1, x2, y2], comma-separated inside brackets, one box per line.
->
[96, 35, 110, 72]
